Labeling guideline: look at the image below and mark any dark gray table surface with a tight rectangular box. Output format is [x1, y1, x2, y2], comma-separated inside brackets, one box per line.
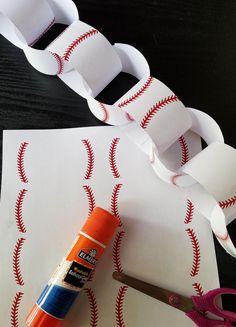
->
[0, 0, 235, 311]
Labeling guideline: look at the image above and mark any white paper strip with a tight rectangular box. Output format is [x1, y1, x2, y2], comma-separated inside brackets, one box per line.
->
[0, 0, 55, 45]
[181, 142, 236, 202]
[46, 20, 122, 97]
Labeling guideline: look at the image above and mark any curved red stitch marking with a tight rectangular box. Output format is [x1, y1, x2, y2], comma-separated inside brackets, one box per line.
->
[215, 232, 229, 241]
[15, 189, 27, 233]
[140, 95, 179, 129]
[63, 29, 98, 61]
[99, 102, 109, 122]
[192, 282, 206, 314]
[184, 200, 194, 225]
[117, 76, 154, 108]
[17, 142, 29, 183]
[88, 270, 95, 282]
[111, 184, 123, 226]
[84, 288, 98, 327]
[219, 196, 236, 209]
[82, 140, 95, 180]
[186, 228, 201, 277]
[83, 185, 96, 216]
[116, 286, 128, 327]
[13, 238, 26, 286]
[29, 18, 55, 47]
[192, 282, 204, 296]
[179, 135, 189, 165]
[126, 113, 134, 121]
[11, 292, 24, 327]
[113, 231, 125, 273]
[50, 52, 64, 75]
[109, 138, 121, 178]
[171, 174, 182, 185]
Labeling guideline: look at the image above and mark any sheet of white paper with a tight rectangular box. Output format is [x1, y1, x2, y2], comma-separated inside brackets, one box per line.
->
[0, 126, 221, 327]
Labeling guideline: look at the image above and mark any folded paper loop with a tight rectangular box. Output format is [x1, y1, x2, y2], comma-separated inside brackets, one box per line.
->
[114, 76, 193, 154]
[113, 43, 151, 80]
[188, 108, 224, 145]
[180, 142, 236, 202]
[46, 0, 79, 25]
[47, 25, 151, 98]
[148, 107, 224, 185]
[46, 20, 124, 97]
[147, 116, 236, 257]
[0, 0, 78, 75]
[0, 0, 78, 46]
[175, 142, 236, 257]
[0, 0, 55, 46]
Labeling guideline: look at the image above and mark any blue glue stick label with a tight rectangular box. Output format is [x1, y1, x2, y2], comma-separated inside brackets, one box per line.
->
[36, 260, 93, 319]
[37, 284, 79, 319]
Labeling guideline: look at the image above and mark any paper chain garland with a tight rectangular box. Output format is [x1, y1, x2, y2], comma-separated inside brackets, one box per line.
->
[0, 0, 235, 257]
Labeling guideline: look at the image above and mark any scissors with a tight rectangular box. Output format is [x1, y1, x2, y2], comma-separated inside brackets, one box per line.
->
[113, 271, 236, 326]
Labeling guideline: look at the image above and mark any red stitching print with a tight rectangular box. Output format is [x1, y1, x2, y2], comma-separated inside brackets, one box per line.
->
[192, 283, 206, 314]
[109, 138, 121, 178]
[192, 282, 204, 296]
[15, 189, 27, 233]
[13, 238, 26, 286]
[126, 112, 134, 121]
[111, 184, 123, 226]
[84, 288, 98, 327]
[63, 29, 98, 61]
[215, 232, 229, 241]
[171, 174, 182, 185]
[83, 185, 96, 215]
[117, 76, 154, 108]
[113, 231, 125, 273]
[29, 18, 55, 47]
[179, 135, 189, 165]
[140, 95, 179, 129]
[184, 200, 194, 225]
[116, 286, 128, 327]
[219, 195, 236, 209]
[50, 52, 64, 75]
[11, 292, 24, 327]
[17, 142, 29, 183]
[186, 228, 201, 277]
[99, 102, 109, 122]
[82, 140, 95, 180]
[88, 270, 95, 282]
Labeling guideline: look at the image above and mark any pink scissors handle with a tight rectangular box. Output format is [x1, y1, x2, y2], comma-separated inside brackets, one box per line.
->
[186, 310, 233, 327]
[186, 288, 236, 326]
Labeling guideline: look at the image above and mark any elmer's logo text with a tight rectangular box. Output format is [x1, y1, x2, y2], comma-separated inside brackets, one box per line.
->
[78, 249, 97, 266]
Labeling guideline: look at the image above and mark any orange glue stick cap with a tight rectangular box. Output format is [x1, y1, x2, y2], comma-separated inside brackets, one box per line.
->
[81, 207, 119, 246]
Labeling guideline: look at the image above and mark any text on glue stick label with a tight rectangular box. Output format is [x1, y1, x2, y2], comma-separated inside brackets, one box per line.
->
[64, 261, 92, 288]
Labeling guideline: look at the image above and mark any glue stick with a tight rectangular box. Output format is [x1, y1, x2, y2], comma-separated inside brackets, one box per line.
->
[26, 207, 119, 327]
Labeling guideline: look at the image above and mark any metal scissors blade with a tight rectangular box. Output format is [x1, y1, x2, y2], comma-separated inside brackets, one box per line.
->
[113, 271, 193, 313]
[113, 272, 236, 327]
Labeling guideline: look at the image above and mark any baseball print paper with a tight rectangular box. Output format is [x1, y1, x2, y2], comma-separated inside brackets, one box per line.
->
[0, 126, 223, 327]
